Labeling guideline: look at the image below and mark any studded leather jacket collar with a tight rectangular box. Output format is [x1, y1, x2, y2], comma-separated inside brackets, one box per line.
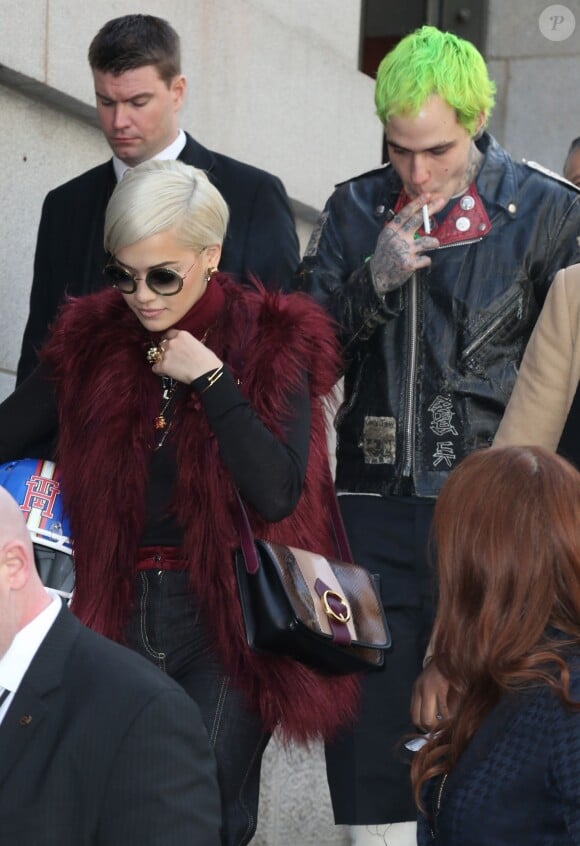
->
[296, 134, 580, 497]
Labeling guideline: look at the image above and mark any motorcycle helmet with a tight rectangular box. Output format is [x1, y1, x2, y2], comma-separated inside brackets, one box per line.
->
[0, 458, 74, 600]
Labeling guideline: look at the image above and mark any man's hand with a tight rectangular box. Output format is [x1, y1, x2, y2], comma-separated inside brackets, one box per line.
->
[370, 194, 444, 294]
[411, 661, 453, 732]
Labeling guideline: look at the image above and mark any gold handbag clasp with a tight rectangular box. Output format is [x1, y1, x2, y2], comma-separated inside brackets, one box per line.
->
[322, 589, 351, 624]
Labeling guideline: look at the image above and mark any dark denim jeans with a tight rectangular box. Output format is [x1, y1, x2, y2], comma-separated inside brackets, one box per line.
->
[124, 569, 270, 846]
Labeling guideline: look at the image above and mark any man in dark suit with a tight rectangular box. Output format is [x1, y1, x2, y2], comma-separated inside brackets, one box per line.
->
[17, 13, 299, 384]
[0, 485, 222, 845]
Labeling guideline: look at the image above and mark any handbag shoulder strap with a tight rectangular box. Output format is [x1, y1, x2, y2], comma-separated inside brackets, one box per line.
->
[327, 479, 353, 563]
[226, 345, 352, 570]
[233, 489, 261, 575]
[233, 464, 353, 575]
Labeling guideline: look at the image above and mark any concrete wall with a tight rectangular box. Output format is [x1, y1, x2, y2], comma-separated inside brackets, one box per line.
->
[0, 84, 109, 396]
[486, 0, 580, 172]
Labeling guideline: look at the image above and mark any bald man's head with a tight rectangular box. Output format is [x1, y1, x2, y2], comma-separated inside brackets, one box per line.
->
[0, 487, 51, 657]
[0, 487, 34, 551]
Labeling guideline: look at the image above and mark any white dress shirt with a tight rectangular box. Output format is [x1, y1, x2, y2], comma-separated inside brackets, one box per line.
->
[0, 589, 62, 725]
[112, 128, 187, 182]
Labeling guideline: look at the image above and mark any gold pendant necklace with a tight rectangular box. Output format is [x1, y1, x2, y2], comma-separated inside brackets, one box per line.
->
[147, 325, 212, 450]
[153, 377, 179, 449]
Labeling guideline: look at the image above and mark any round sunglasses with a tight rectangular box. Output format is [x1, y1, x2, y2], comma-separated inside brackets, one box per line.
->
[103, 260, 196, 296]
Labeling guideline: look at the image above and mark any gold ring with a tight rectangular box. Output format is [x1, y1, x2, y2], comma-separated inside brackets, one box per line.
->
[146, 345, 164, 365]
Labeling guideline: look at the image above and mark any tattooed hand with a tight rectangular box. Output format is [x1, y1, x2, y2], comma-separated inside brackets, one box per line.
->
[370, 194, 445, 294]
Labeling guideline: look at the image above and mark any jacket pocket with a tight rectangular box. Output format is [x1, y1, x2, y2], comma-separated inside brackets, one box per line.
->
[460, 286, 526, 374]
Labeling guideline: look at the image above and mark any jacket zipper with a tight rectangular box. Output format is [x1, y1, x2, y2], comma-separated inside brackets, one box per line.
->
[402, 272, 418, 476]
[401, 236, 483, 479]
[433, 237, 482, 251]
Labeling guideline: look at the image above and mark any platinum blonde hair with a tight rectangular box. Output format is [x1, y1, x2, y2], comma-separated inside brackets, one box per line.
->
[104, 159, 229, 254]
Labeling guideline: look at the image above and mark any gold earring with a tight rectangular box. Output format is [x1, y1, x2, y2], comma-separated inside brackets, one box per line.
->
[205, 267, 218, 284]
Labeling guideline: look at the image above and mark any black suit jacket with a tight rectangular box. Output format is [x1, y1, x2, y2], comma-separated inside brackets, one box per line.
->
[0, 603, 221, 845]
[17, 132, 299, 383]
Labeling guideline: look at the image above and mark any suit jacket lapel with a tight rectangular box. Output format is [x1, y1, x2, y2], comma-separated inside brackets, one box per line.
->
[0, 684, 49, 789]
[180, 133, 234, 264]
[180, 133, 220, 185]
[0, 605, 79, 790]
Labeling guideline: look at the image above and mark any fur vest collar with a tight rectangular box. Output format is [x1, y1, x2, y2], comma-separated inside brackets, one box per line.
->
[42, 276, 358, 740]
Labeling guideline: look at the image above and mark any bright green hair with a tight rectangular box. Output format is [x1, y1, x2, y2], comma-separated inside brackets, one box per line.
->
[374, 26, 496, 135]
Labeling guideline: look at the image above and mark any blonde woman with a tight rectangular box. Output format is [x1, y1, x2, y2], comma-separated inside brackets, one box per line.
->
[0, 160, 359, 846]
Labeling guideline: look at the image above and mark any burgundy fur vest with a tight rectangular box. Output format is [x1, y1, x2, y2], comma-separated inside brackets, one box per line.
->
[42, 275, 359, 740]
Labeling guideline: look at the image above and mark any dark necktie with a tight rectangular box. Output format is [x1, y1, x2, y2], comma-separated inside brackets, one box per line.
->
[0, 688, 11, 707]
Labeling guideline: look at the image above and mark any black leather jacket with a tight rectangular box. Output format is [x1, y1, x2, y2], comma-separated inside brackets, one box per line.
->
[296, 134, 580, 497]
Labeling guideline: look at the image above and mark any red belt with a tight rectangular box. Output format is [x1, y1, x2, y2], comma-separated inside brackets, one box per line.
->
[136, 546, 188, 571]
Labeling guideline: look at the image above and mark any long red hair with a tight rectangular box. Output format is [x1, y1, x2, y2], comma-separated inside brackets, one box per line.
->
[412, 446, 580, 806]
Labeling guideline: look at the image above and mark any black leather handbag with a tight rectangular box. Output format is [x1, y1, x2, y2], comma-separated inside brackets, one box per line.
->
[233, 488, 391, 675]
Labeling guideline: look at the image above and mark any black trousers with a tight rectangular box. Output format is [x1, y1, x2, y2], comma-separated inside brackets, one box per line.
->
[124, 568, 269, 846]
[325, 495, 436, 824]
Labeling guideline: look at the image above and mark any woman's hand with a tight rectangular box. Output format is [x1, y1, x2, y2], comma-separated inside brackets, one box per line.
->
[411, 661, 453, 732]
[151, 329, 222, 384]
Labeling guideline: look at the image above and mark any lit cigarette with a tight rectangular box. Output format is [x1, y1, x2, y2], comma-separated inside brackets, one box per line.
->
[422, 204, 431, 234]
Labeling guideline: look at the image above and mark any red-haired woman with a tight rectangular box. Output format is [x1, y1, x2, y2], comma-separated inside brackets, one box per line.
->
[412, 446, 580, 845]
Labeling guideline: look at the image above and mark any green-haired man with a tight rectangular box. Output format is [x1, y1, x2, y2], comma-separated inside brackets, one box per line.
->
[294, 26, 580, 846]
